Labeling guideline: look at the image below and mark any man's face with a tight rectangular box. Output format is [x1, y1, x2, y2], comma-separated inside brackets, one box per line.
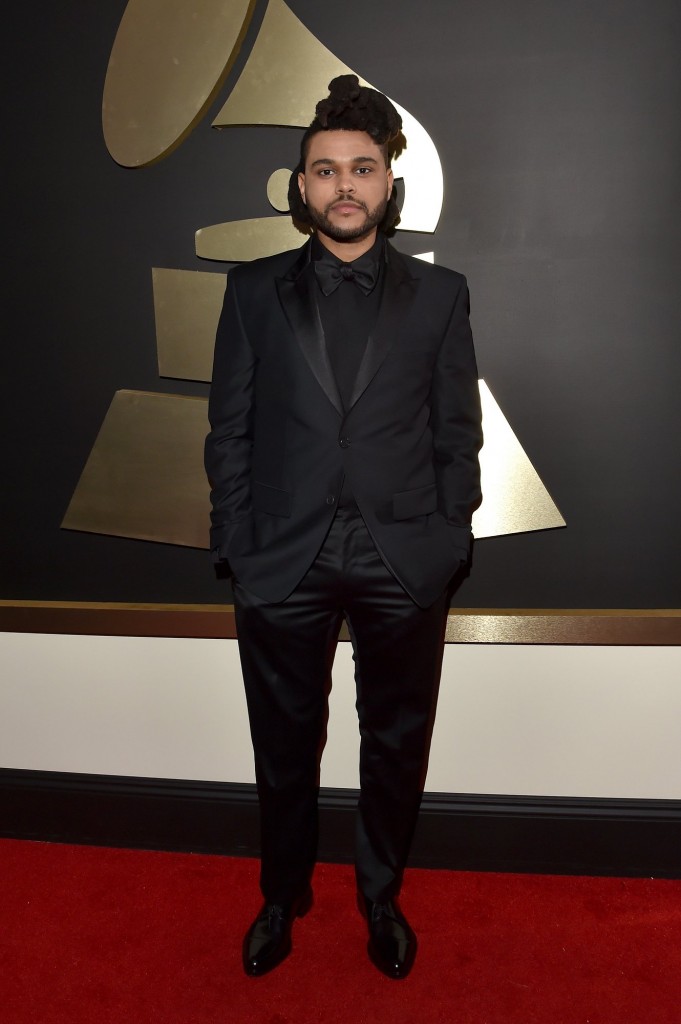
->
[298, 130, 394, 246]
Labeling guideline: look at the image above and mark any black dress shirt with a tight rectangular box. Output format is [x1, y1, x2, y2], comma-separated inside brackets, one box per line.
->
[311, 232, 385, 410]
[311, 233, 385, 508]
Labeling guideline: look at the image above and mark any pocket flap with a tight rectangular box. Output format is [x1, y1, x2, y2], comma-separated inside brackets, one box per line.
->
[392, 483, 437, 520]
[252, 480, 291, 518]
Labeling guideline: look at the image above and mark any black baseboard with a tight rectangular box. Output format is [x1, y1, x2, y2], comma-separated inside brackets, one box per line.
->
[1, 768, 679, 878]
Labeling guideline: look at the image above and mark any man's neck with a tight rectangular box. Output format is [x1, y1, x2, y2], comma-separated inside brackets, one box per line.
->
[314, 227, 378, 263]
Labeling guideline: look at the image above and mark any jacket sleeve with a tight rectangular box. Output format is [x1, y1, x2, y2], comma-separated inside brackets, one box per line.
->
[204, 270, 256, 560]
[429, 274, 483, 561]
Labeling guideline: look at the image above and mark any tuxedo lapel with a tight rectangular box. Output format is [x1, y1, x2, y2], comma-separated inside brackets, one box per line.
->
[275, 239, 418, 417]
[348, 242, 419, 410]
[275, 243, 343, 416]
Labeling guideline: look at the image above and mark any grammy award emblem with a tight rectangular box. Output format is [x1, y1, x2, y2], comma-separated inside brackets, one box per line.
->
[62, 0, 565, 548]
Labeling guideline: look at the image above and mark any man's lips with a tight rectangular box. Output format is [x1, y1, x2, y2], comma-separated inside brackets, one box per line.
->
[330, 200, 365, 214]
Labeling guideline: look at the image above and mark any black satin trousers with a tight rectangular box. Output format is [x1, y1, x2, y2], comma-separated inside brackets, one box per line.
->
[233, 506, 449, 905]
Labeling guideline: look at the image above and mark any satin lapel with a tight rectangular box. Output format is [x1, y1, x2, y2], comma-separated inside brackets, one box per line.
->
[275, 244, 343, 417]
[348, 244, 419, 411]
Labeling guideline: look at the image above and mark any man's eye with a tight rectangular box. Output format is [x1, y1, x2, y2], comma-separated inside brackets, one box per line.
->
[356, 166, 372, 174]
[319, 168, 334, 176]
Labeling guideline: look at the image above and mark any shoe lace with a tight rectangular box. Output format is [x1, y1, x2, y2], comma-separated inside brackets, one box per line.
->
[267, 904, 286, 926]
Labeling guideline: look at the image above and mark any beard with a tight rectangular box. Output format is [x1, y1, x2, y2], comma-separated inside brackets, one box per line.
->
[305, 194, 389, 243]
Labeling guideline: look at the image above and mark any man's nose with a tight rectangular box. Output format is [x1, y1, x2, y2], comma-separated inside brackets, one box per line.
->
[336, 175, 355, 192]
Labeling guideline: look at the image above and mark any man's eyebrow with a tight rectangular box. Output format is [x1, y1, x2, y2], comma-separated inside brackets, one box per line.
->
[309, 156, 379, 168]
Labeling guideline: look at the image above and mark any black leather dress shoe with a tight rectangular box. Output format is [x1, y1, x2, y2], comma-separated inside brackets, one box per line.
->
[242, 888, 313, 976]
[359, 894, 417, 979]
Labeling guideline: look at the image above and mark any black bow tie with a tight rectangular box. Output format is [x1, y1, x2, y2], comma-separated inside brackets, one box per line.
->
[314, 253, 378, 296]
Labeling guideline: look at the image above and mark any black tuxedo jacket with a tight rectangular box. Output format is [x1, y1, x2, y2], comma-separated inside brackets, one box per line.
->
[205, 238, 483, 608]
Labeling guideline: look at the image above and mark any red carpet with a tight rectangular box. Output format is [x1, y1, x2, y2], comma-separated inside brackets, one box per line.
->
[1, 839, 680, 1024]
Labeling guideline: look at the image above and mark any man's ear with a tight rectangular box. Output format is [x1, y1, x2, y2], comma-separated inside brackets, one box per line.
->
[298, 171, 306, 205]
[387, 167, 394, 198]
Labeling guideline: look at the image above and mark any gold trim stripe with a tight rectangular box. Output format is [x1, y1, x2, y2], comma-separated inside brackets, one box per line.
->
[1, 602, 679, 645]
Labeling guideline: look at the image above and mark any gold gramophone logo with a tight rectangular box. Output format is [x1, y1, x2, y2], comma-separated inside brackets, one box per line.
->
[62, 0, 564, 547]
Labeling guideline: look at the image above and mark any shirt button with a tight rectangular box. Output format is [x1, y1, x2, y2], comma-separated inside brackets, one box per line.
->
[339, 437, 350, 448]
[326, 495, 335, 505]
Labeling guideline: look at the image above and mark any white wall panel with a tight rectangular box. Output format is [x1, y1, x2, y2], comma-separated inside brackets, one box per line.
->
[1, 633, 679, 799]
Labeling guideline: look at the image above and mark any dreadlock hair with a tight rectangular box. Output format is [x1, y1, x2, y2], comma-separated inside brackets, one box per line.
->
[287, 75, 405, 235]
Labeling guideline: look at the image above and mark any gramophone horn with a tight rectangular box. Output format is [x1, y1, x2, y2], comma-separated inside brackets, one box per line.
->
[211, 0, 443, 233]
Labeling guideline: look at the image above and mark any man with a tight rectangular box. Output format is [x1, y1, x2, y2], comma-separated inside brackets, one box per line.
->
[205, 75, 482, 979]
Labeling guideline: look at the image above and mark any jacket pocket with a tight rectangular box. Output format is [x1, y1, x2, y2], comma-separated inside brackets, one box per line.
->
[252, 480, 291, 518]
[392, 483, 437, 520]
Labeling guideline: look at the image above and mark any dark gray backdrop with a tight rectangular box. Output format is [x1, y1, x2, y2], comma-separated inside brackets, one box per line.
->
[4, 0, 680, 607]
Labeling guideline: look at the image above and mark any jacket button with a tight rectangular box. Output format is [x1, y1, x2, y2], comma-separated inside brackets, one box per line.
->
[339, 437, 350, 448]
[326, 495, 335, 505]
